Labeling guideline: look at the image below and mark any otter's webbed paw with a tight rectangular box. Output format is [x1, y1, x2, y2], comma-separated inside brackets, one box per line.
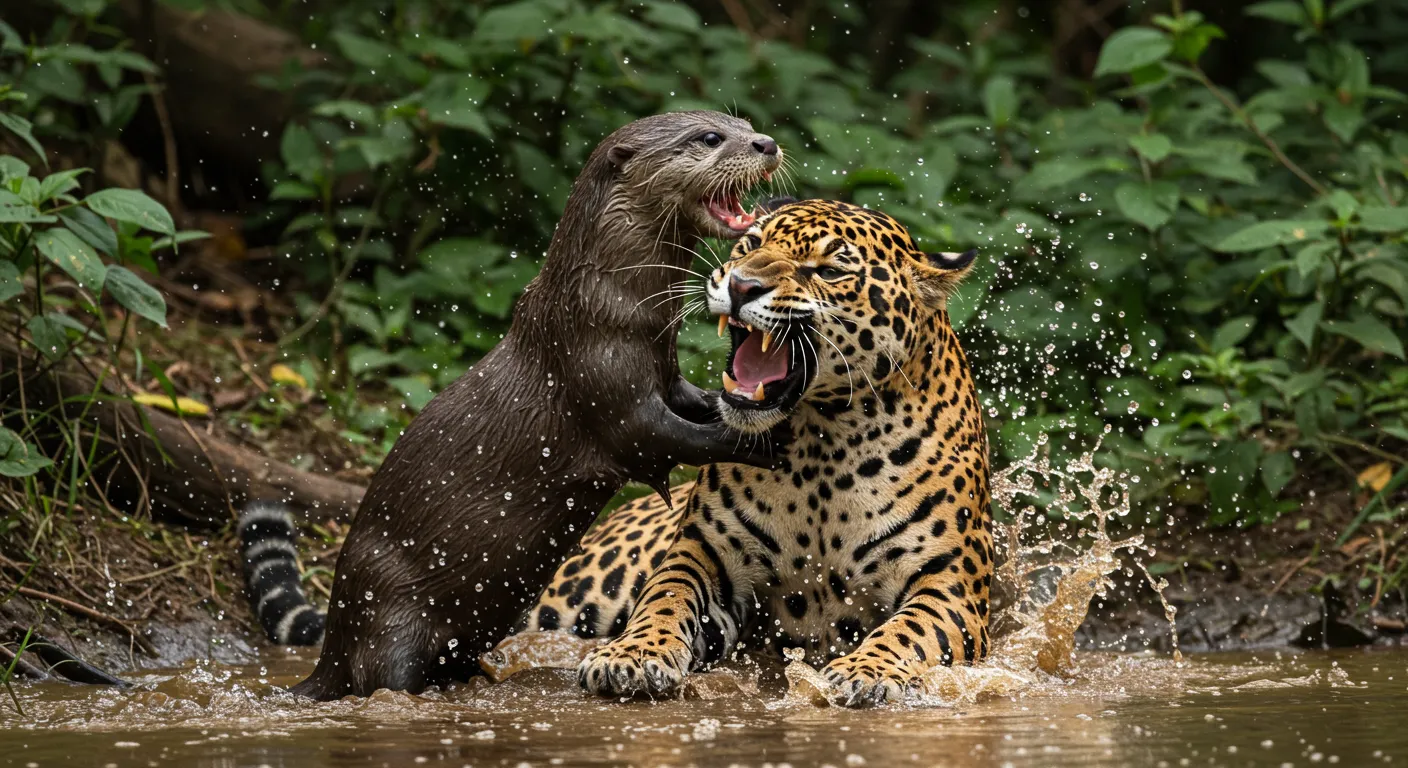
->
[578, 638, 692, 698]
[665, 377, 717, 425]
[821, 653, 912, 708]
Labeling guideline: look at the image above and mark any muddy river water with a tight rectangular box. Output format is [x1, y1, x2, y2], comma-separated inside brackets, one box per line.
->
[3, 647, 1405, 767]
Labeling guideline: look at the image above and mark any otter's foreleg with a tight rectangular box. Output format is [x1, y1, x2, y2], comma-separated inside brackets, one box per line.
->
[637, 392, 787, 472]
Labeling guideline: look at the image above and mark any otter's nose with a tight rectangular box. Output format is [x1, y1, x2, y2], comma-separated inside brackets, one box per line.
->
[729, 274, 771, 317]
[751, 136, 779, 156]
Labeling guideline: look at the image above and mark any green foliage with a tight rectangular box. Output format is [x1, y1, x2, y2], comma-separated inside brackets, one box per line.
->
[7, 0, 1408, 533]
[239, 0, 1408, 528]
[0, 16, 202, 521]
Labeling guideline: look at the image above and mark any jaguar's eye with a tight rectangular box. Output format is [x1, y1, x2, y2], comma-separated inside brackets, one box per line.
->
[742, 233, 762, 251]
[815, 265, 848, 281]
[699, 132, 723, 147]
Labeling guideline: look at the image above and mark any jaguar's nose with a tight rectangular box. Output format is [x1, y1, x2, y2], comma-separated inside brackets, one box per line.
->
[728, 274, 771, 319]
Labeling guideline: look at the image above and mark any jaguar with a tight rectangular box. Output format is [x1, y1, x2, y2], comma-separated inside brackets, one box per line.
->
[520, 198, 993, 707]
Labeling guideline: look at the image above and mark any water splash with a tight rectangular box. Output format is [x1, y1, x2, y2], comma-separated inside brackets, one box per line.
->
[787, 433, 1181, 707]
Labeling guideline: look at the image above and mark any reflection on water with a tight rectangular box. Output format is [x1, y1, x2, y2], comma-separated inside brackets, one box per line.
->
[2, 649, 1405, 767]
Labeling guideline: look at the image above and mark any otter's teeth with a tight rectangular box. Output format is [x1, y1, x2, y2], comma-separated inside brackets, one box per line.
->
[751, 382, 766, 401]
[717, 315, 728, 338]
[760, 331, 774, 353]
[723, 372, 740, 394]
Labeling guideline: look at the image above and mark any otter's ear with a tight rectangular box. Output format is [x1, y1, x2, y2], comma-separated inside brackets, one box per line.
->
[757, 196, 799, 213]
[909, 248, 978, 306]
[607, 144, 637, 168]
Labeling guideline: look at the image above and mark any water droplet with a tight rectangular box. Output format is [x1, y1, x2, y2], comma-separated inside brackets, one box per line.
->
[1119, 344, 1132, 358]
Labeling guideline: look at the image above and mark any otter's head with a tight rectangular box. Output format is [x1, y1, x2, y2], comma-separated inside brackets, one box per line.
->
[705, 199, 977, 434]
[602, 111, 782, 240]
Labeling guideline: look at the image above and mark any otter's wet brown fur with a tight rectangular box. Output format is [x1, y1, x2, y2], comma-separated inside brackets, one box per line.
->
[290, 111, 782, 699]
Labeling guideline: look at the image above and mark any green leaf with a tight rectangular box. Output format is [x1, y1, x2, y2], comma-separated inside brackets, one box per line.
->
[1171, 22, 1224, 63]
[312, 100, 381, 127]
[1324, 189, 1359, 221]
[472, 0, 561, 44]
[982, 75, 1018, 128]
[58, 207, 119, 255]
[1286, 301, 1323, 348]
[1323, 315, 1405, 358]
[1358, 206, 1408, 233]
[0, 190, 54, 223]
[417, 74, 492, 136]
[330, 30, 400, 70]
[1114, 181, 1179, 230]
[0, 155, 28, 182]
[280, 123, 322, 182]
[38, 168, 87, 202]
[1215, 220, 1328, 252]
[1322, 100, 1364, 143]
[1261, 451, 1295, 497]
[1094, 27, 1172, 77]
[0, 428, 53, 478]
[269, 180, 318, 201]
[388, 375, 436, 411]
[150, 230, 211, 252]
[1330, 0, 1378, 20]
[104, 265, 168, 327]
[1211, 315, 1256, 352]
[0, 113, 46, 166]
[1128, 133, 1173, 163]
[26, 313, 71, 360]
[84, 188, 176, 236]
[1293, 240, 1336, 278]
[1246, 0, 1308, 24]
[1018, 157, 1126, 192]
[0, 260, 22, 302]
[642, 0, 700, 31]
[35, 228, 107, 290]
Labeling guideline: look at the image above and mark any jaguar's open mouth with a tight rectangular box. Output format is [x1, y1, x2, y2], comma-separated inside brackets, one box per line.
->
[717, 314, 814, 412]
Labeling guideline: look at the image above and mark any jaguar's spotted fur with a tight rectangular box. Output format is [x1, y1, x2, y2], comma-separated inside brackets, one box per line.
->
[521, 199, 992, 706]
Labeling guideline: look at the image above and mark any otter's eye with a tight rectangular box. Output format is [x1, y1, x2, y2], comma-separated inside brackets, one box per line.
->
[699, 132, 723, 147]
[815, 266, 848, 281]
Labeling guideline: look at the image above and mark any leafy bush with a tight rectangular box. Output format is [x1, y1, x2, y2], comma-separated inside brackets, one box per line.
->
[5, 0, 1406, 532]
[1, 21, 202, 503]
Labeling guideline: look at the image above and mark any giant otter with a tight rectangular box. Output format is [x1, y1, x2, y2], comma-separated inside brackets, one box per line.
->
[242, 111, 785, 699]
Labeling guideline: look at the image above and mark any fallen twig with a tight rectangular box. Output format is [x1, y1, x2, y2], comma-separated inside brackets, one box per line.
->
[12, 586, 157, 656]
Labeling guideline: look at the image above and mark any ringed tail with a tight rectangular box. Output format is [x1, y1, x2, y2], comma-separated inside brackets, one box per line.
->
[238, 502, 326, 646]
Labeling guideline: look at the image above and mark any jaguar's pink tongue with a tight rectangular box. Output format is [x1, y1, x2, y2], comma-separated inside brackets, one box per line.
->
[731, 332, 789, 390]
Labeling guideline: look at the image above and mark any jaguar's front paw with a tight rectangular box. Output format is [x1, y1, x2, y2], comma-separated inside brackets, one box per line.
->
[577, 638, 691, 698]
[821, 654, 911, 707]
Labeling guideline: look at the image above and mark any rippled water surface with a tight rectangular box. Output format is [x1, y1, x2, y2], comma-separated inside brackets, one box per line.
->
[3, 648, 1405, 767]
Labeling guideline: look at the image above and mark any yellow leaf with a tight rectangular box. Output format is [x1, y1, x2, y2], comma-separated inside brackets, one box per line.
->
[1357, 462, 1393, 493]
[132, 393, 211, 417]
[270, 364, 307, 388]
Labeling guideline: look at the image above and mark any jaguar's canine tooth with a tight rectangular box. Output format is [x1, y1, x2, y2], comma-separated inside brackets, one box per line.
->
[761, 331, 774, 353]
[751, 382, 765, 401]
[723, 372, 739, 393]
[717, 315, 728, 338]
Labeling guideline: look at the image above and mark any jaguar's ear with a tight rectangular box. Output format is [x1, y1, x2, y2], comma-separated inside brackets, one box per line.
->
[909, 248, 978, 306]
[607, 144, 637, 168]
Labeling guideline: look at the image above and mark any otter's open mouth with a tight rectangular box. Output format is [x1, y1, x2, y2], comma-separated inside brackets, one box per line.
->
[717, 315, 814, 411]
[703, 191, 760, 232]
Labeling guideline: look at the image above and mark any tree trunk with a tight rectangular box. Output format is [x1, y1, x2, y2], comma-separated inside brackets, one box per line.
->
[0, 337, 363, 529]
